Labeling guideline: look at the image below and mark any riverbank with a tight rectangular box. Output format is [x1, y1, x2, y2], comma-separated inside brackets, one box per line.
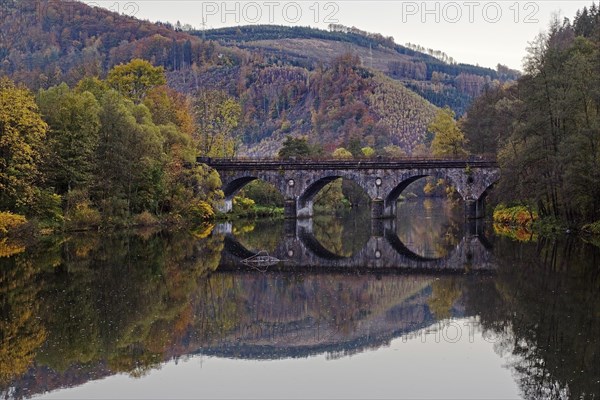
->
[492, 204, 600, 244]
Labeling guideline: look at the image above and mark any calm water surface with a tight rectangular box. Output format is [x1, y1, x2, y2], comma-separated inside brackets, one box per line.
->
[1, 199, 599, 399]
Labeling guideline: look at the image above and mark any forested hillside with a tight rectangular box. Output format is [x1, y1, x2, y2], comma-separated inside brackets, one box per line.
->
[0, 0, 234, 88]
[0, 0, 514, 159]
[201, 24, 520, 115]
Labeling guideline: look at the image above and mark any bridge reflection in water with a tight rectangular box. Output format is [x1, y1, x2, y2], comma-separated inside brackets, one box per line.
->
[217, 219, 495, 273]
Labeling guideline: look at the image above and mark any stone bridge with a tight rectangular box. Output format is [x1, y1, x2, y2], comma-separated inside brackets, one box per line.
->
[216, 219, 496, 273]
[201, 158, 500, 219]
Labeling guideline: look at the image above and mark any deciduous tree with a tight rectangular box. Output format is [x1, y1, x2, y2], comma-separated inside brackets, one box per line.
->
[0, 78, 48, 212]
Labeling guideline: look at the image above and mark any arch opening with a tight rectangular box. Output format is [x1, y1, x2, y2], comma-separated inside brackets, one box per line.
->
[238, 180, 285, 209]
[385, 175, 428, 206]
[299, 176, 341, 208]
[301, 176, 372, 215]
[222, 177, 285, 215]
[223, 176, 258, 199]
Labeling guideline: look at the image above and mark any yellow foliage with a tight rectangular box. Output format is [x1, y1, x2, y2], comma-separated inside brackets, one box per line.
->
[189, 200, 215, 222]
[0, 212, 27, 236]
[0, 237, 26, 258]
[493, 223, 537, 242]
[493, 205, 538, 242]
[423, 182, 436, 194]
[233, 196, 255, 211]
[493, 205, 538, 227]
[332, 147, 353, 159]
[192, 224, 215, 239]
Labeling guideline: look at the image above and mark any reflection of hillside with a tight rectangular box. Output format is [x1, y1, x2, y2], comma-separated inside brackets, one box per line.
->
[188, 273, 436, 359]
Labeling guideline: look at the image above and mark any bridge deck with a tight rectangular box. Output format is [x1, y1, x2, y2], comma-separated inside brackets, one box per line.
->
[199, 157, 498, 171]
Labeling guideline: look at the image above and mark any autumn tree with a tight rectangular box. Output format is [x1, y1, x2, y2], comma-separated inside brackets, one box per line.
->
[107, 59, 166, 103]
[194, 90, 241, 157]
[429, 107, 468, 157]
[0, 78, 48, 212]
[332, 148, 353, 159]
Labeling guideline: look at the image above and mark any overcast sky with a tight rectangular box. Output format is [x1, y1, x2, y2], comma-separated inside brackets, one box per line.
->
[90, 1, 596, 70]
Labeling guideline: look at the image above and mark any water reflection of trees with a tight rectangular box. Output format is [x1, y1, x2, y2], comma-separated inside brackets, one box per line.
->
[466, 238, 600, 400]
[2, 225, 599, 400]
[233, 219, 284, 253]
[312, 208, 371, 257]
[396, 199, 463, 259]
[1, 230, 224, 396]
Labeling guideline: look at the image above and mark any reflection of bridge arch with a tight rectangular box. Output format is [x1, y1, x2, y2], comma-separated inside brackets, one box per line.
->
[220, 222, 495, 273]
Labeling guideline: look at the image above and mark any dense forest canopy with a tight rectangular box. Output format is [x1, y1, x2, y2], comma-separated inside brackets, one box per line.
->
[462, 3, 600, 224]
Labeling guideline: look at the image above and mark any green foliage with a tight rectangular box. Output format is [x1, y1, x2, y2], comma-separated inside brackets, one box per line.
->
[0, 78, 48, 213]
[278, 136, 313, 159]
[107, 59, 167, 103]
[484, 14, 600, 223]
[581, 221, 600, 235]
[37, 83, 101, 194]
[361, 147, 375, 158]
[95, 90, 165, 217]
[232, 196, 256, 212]
[314, 179, 348, 212]
[461, 84, 519, 155]
[28, 189, 64, 228]
[240, 180, 284, 207]
[188, 200, 215, 223]
[429, 107, 468, 157]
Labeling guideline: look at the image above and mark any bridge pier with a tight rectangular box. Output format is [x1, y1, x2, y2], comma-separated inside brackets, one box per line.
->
[218, 198, 233, 214]
[371, 199, 384, 219]
[465, 198, 485, 219]
[284, 199, 297, 219]
[372, 199, 397, 219]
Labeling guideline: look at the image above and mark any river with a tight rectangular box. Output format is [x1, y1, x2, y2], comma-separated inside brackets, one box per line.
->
[1, 199, 598, 399]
